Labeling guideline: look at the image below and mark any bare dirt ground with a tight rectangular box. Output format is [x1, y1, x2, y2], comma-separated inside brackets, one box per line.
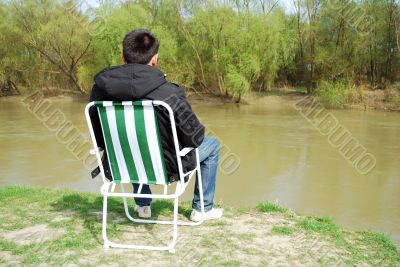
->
[0, 211, 332, 266]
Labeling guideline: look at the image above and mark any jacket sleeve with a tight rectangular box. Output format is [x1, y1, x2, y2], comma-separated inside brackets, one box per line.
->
[165, 86, 205, 148]
[88, 84, 107, 149]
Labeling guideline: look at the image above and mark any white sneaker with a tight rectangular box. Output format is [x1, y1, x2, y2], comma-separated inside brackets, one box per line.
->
[134, 205, 151, 218]
[190, 208, 223, 222]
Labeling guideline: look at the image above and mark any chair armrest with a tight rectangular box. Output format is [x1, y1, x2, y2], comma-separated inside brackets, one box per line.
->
[178, 147, 194, 157]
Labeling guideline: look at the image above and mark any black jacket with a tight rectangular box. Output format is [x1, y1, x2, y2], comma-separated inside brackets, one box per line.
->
[89, 63, 205, 182]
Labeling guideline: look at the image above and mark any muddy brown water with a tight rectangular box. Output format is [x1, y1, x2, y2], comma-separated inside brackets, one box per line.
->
[0, 96, 399, 246]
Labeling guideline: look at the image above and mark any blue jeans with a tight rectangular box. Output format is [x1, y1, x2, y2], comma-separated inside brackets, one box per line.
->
[133, 136, 219, 212]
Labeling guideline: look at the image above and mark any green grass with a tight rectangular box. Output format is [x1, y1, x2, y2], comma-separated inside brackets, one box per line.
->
[271, 226, 294, 235]
[297, 216, 341, 237]
[257, 202, 288, 213]
[296, 215, 400, 265]
[0, 186, 130, 265]
[360, 231, 398, 252]
[314, 80, 349, 109]
[0, 186, 399, 266]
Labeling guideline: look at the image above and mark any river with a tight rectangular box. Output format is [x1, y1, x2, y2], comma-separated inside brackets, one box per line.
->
[0, 95, 399, 246]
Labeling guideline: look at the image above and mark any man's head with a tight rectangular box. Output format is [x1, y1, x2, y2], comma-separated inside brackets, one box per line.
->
[122, 29, 159, 66]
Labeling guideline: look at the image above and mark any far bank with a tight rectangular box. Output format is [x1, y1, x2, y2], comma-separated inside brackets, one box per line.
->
[2, 86, 400, 112]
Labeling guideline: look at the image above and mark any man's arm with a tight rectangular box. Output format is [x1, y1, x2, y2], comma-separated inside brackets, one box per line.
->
[88, 84, 106, 148]
[165, 86, 205, 148]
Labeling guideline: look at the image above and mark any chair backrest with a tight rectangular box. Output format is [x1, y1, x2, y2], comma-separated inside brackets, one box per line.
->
[92, 101, 168, 185]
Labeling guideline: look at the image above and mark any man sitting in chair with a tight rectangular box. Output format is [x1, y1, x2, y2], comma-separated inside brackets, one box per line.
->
[89, 28, 223, 222]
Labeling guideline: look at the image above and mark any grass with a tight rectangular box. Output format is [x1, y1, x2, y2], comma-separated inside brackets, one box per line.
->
[296, 216, 400, 265]
[271, 226, 295, 235]
[256, 202, 288, 213]
[310, 81, 400, 111]
[314, 80, 349, 109]
[298, 216, 341, 237]
[0, 186, 399, 266]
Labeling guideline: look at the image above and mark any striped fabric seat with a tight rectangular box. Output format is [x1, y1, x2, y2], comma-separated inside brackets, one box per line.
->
[94, 101, 168, 185]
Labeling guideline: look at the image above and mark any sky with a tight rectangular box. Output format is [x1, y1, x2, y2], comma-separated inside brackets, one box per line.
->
[281, 0, 296, 13]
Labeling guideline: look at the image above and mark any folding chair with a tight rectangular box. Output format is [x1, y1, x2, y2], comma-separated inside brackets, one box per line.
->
[84, 100, 205, 252]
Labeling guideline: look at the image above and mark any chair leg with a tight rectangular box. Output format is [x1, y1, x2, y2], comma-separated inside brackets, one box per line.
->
[168, 195, 179, 253]
[102, 192, 172, 251]
[196, 148, 206, 220]
[105, 161, 205, 251]
[120, 181, 205, 226]
[102, 195, 110, 248]
[121, 184, 145, 223]
[122, 193, 136, 221]
[102, 184, 180, 251]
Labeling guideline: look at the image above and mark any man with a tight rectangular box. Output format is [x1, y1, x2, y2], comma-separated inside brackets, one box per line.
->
[89, 29, 223, 221]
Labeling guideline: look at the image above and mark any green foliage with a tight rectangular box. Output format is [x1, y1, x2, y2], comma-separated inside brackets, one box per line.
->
[0, 0, 94, 94]
[385, 89, 400, 108]
[75, 2, 149, 90]
[271, 226, 294, 235]
[298, 216, 341, 237]
[91, 2, 149, 66]
[185, 5, 296, 97]
[297, 216, 400, 264]
[315, 80, 349, 108]
[360, 231, 398, 253]
[392, 82, 400, 90]
[0, 0, 399, 100]
[224, 66, 250, 101]
[257, 202, 288, 213]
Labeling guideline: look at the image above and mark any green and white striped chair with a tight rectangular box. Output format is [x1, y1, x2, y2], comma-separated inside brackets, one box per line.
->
[84, 100, 205, 252]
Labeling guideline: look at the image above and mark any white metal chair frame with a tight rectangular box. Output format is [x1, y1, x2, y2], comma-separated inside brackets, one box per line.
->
[84, 100, 205, 253]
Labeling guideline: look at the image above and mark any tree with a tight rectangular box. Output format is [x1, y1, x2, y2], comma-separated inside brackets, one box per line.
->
[11, 0, 92, 93]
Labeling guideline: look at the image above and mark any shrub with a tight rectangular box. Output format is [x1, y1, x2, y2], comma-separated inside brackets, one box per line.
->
[315, 80, 348, 108]
[224, 66, 250, 102]
[391, 82, 400, 91]
[385, 89, 400, 108]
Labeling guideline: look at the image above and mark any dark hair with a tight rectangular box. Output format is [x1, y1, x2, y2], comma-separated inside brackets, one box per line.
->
[122, 29, 159, 64]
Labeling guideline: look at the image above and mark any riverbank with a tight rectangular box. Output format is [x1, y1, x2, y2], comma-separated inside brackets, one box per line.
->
[0, 186, 399, 266]
[240, 88, 400, 112]
[2, 87, 399, 112]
